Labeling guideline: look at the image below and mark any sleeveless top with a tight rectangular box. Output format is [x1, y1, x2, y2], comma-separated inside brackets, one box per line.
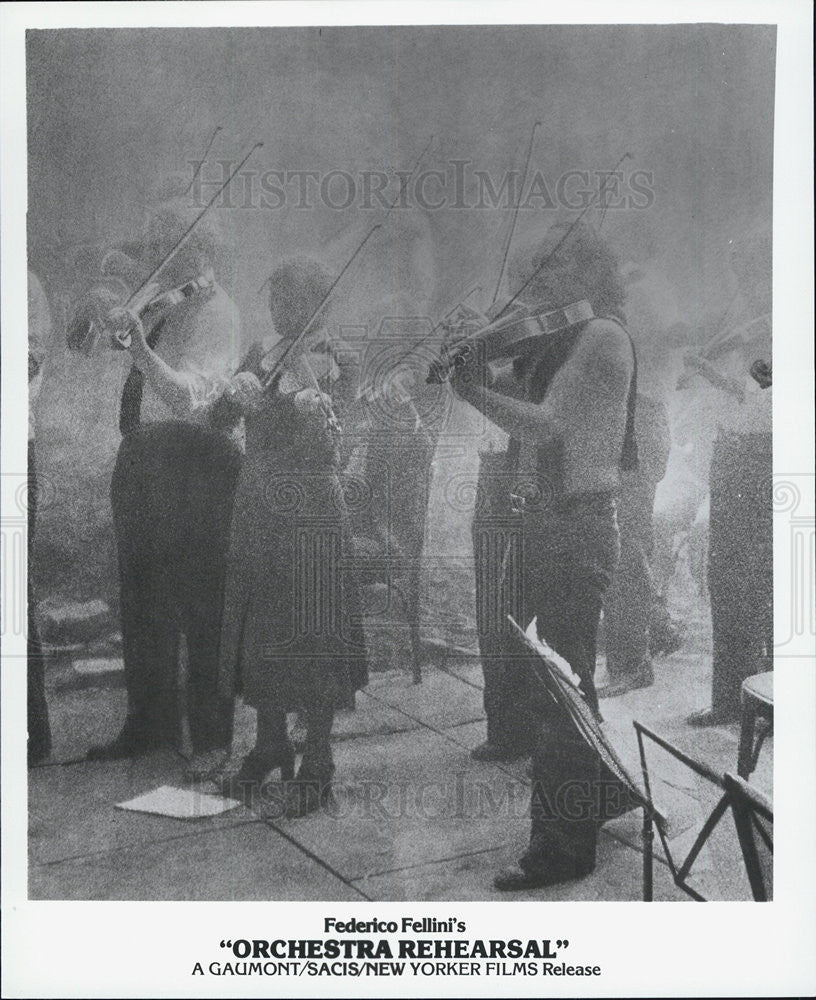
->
[505, 317, 638, 508]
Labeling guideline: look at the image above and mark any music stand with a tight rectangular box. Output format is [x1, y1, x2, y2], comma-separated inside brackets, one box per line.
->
[507, 616, 666, 899]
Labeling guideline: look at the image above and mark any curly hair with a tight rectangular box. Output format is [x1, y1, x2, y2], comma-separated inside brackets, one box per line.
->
[266, 256, 334, 339]
[145, 197, 223, 273]
[509, 220, 627, 319]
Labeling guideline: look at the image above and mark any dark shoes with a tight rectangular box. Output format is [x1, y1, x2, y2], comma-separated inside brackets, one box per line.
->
[217, 745, 296, 799]
[216, 749, 332, 819]
[597, 663, 654, 699]
[471, 740, 530, 763]
[494, 862, 594, 891]
[686, 708, 738, 728]
[284, 763, 336, 818]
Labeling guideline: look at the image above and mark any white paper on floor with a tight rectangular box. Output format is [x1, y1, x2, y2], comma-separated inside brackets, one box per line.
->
[115, 785, 241, 820]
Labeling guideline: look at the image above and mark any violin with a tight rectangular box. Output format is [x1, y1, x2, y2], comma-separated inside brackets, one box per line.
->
[110, 274, 215, 350]
[258, 335, 342, 435]
[426, 299, 595, 384]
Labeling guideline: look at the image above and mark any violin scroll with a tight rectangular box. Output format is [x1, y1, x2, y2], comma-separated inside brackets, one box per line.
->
[426, 299, 594, 385]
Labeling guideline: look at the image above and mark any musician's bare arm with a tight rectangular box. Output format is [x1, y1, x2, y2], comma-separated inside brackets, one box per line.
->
[454, 375, 560, 442]
[453, 319, 632, 444]
[111, 290, 246, 418]
[125, 317, 206, 417]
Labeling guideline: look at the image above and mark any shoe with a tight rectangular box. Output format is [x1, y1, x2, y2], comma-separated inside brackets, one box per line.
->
[471, 741, 530, 763]
[216, 745, 295, 800]
[86, 725, 152, 761]
[284, 763, 335, 818]
[686, 708, 738, 727]
[598, 664, 654, 699]
[494, 863, 593, 891]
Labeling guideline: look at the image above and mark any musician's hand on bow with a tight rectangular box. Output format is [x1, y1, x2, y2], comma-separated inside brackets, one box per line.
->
[449, 351, 490, 399]
[231, 371, 264, 413]
[382, 367, 416, 405]
[294, 386, 332, 416]
[294, 387, 342, 435]
[106, 304, 147, 354]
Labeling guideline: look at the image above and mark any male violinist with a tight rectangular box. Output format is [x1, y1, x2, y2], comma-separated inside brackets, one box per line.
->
[87, 199, 243, 763]
[451, 220, 639, 888]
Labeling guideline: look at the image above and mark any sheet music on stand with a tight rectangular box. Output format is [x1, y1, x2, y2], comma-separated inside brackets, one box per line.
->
[507, 615, 653, 817]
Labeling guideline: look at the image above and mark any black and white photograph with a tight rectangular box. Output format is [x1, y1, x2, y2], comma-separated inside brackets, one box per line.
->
[2, 2, 814, 997]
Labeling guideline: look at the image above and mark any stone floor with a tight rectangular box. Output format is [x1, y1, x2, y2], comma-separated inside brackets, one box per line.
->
[29, 623, 772, 902]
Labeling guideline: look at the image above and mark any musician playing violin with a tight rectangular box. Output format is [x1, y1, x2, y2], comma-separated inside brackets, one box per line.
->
[213, 257, 368, 815]
[112, 254, 368, 814]
[449, 221, 639, 889]
[87, 199, 244, 763]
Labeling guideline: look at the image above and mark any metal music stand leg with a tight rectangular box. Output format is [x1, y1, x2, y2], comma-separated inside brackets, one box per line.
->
[642, 808, 654, 901]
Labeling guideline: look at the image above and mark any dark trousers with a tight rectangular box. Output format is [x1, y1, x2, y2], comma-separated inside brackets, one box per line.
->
[472, 447, 618, 739]
[603, 476, 657, 678]
[28, 447, 52, 762]
[112, 422, 241, 752]
[708, 432, 773, 718]
[472, 452, 537, 752]
[519, 497, 622, 876]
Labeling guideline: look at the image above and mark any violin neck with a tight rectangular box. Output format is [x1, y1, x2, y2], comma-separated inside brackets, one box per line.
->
[141, 274, 214, 321]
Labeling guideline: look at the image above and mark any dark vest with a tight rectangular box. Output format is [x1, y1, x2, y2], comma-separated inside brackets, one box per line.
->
[118, 318, 168, 435]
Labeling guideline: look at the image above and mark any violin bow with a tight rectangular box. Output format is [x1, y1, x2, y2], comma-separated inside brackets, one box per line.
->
[184, 125, 223, 196]
[262, 135, 435, 404]
[378, 151, 634, 379]
[491, 121, 541, 307]
[495, 151, 633, 322]
[315, 134, 435, 394]
[123, 141, 263, 316]
[386, 133, 435, 215]
[260, 224, 383, 390]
